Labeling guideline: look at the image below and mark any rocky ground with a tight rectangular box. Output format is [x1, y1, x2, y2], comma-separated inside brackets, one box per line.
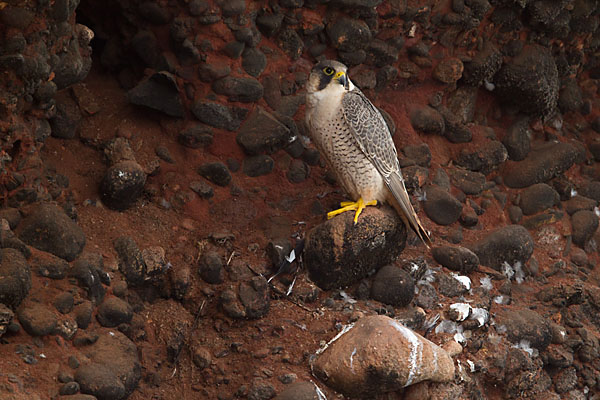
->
[2, 0, 600, 399]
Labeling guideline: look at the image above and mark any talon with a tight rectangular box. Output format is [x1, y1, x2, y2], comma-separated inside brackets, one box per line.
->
[327, 198, 377, 223]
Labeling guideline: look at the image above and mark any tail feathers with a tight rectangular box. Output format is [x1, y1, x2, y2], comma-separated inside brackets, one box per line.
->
[387, 173, 432, 248]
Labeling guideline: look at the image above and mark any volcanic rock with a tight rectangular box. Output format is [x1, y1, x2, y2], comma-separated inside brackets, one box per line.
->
[304, 207, 406, 290]
[19, 203, 85, 262]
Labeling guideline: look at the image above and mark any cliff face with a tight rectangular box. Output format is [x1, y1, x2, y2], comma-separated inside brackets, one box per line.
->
[2, 0, 600, 399]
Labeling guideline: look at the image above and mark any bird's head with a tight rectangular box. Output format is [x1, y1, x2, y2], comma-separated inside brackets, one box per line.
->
[306, 60, 351, 94]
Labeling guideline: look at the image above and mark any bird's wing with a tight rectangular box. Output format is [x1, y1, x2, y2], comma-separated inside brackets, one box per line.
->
[341, 89, 431, 245]
[341, 89, 399, 179]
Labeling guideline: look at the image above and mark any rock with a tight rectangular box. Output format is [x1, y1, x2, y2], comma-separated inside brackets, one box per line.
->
[579, 181, 600, 202]
[220, 0, 245, 16]
[0, 6, 34, 29]
[78, 330, 141, 397]
[410, 106, 445, 135]
[198, 62, 230, 82]
[242, 155, 274, 177]
[191, 345, 211, 369]
[30, 251, 68, 280]
[277, 29, 304, 60]
[0, 248, 31, 309]
[495, 307, 551, 350]
[177, 125, 213, 148]
[74, 301, 93, 329]
[53, 27, 93, 89]
[0, 304, 14, 337]
[103, 138, 136, 165]
[440, 108, 472, 143]
[402, 143, 431, 167]
[564, 195, 596, 215]
[191, 100, 247, 131]
[100, 161, 147, 211]
[70, 253, 106, 303]
[571, 210, 598, 247]
[19, 203, 85, 262]
[220, 276, 270, 319]
[59, 381, 81, 395]
[0, 208, 21, 229]
[199, 251, 224, 284]
[558, 78, 583, 113]
[141, 246, 167, 278]
[370, 265, 415, 307]
[518, 183, 560, 215]
[495, 44, 558, 116]
[17, 302, 57, 336]
[432, 246, 479, 273]
[237, 108, 292, 155]
[256, 11, 284, 36]
[190, 181, 214, 199]
[248, 379, 276, 400]
[437, 273, 470, 297]
[304, 207, 406, 290]
[367, 39, 399, 67]
[274, 381, 321, 400]
[502, 118, 531, 161]
[139, 2, 171, 24]
[327, 17, 372, 53]
[51, 96, 82, 139]
[75, 363, 126, 400]
[287, 159, 310, 183]
[54, 292, 74, 314]
[455, 141, 508, 174]
[127, 72, 184, 118]
[242, 48, 267, 77]
[449, 168, 486, 195]
[312, 315, 455, 397]
[114, 236, 146, 287]
[212, 76, 263, 103]
[197, 162, 231, 186]
[97, 296, 133, 327]
[433, 57, 464, 83]
[423, 185, 463, 226]
[447, 86, 477, 123]
[461, 41, 502, 86]
[467, 225, 534, 270]
[502, 142, 581, 188]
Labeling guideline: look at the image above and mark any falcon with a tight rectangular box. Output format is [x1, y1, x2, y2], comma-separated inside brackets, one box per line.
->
[305, 60, 431, 246]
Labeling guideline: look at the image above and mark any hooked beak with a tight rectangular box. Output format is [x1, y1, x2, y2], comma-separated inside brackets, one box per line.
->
[335, 71, 349, 90]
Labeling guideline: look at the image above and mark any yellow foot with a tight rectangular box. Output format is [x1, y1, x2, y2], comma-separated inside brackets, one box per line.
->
[327, 198, 377, 224]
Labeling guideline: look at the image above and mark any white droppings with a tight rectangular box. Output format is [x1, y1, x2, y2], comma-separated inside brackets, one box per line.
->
[451, 273, 471, 290]
[449, 303, 472, 321]
[493, 295, 509, 305]
[501, 261, 514, 280]
[484, 80, 495, 91]
[512, 340, 538, 357]
[389, 320, 421, 386]
[470, 308, 489, 327]
[467, 359, 475, 372]
[350, 347, 357, 372]
[285, 249, 296, 263]
[479, 276, 493, 291]
[312, 381, 328, 400]
[570, 188, 578, 198]
[339, 290, 357, 304]
[315, 323, 354, 355]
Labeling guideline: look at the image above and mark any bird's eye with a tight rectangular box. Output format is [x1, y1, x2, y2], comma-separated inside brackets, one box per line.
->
[323, 67, 334, 75]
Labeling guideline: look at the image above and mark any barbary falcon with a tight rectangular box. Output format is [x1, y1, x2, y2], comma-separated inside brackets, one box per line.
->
[305, 60, 431, 246]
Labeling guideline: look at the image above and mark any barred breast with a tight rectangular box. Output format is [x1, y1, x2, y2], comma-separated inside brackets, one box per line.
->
[305, 95, 387, 202]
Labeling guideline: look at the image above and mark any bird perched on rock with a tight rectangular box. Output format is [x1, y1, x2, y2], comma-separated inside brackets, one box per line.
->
[305, 60, 431, 246]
